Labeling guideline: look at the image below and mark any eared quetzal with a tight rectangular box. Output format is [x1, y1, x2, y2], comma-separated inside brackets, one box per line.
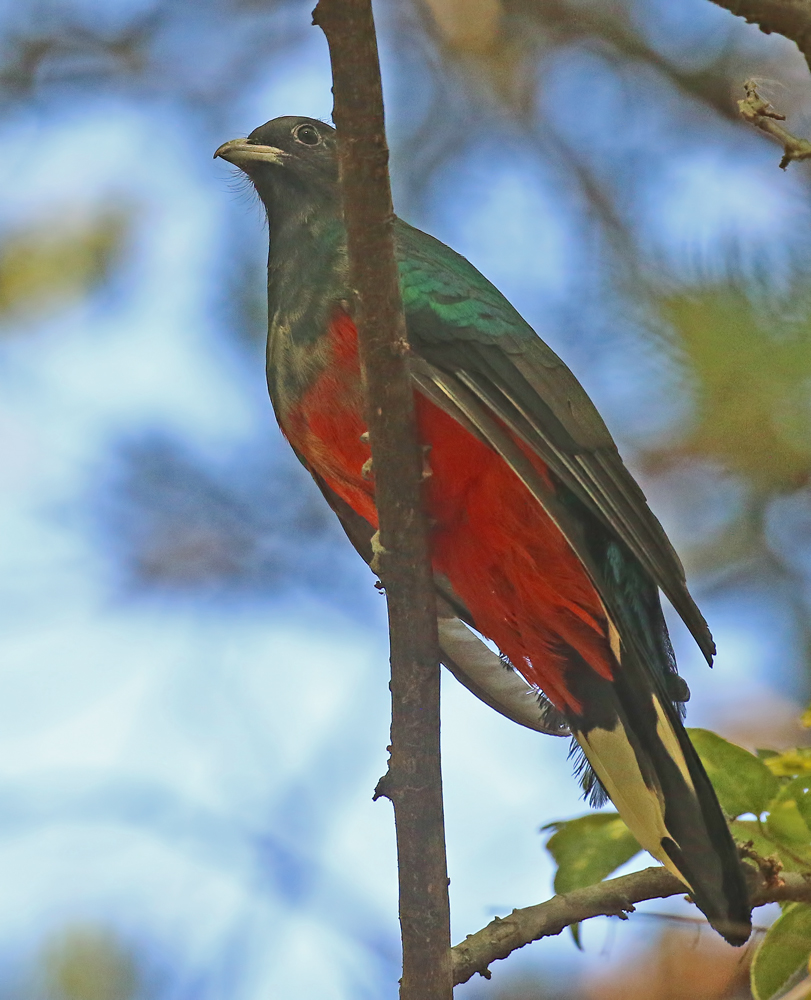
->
[215, 117, 751, 944]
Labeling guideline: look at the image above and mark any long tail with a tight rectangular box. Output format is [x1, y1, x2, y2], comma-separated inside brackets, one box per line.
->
[564, 652, 752, 946]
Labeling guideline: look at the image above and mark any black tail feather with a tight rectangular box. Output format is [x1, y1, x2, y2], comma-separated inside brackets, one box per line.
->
[563, 649, 752, 946]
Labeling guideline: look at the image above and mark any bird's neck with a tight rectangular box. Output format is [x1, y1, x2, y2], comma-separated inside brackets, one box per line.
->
[263, 189, 349, 420]
[266, 190, 347, 332]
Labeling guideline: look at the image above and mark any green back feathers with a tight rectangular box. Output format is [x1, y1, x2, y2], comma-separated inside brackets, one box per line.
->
[395, 220, 534, 345]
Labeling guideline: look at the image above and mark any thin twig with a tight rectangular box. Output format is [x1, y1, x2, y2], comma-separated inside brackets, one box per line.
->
[780, 976, 811, 1000]
[634, 911, 769, 933]
[452, 865, 811, 985]
[738, 78, 811, 168]
[311, 2, 451, 998]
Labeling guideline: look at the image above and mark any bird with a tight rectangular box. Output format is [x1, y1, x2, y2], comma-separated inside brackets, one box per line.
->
[215, 116, 752, 945]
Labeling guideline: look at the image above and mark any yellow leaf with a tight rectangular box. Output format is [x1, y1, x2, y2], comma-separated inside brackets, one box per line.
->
[41, 925, 137, 1000]
[0, 207, 129, 326]
[765, 749, 811, 778]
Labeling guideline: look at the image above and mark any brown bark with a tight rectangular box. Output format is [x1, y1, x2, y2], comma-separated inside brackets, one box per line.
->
[311, 2, 452, 997]
[451, 864, 811, 985]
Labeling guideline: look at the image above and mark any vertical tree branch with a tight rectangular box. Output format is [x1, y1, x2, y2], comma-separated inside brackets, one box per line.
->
[311, 2, 452, 997]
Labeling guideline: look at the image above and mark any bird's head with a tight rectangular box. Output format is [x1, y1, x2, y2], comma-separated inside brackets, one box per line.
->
[214, 116, 339, 222]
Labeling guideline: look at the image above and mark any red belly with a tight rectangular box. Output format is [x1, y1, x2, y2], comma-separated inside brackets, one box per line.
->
[282, 311, 614, 712]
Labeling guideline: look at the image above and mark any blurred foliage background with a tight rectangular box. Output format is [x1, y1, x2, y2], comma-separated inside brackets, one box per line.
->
[1, 0, 810, 996]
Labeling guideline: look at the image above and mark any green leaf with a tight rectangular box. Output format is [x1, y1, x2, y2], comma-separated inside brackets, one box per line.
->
[767, 804, 811, 849]
[731, 819, 811, 875]
[729, 819, 790, 869]
[786, 777, 811, 828]
[751, 903, 811, 1000]
[543, 813, 641, 895]
[688, 728, 779, 818]
[763, 777, 811, 867]
[729, 819, 774, 855]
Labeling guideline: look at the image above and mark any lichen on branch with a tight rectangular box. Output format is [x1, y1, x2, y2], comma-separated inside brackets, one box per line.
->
[738, 78, 811, 168]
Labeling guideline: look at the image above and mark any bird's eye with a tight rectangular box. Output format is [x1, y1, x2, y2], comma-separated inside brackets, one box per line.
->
[294, 124, 321, 146]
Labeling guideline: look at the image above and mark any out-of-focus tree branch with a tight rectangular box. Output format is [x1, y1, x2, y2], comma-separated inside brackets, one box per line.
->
[706, 0, 811, 70]
[451, 864, 811, 986]
[417, 0, 754, 123]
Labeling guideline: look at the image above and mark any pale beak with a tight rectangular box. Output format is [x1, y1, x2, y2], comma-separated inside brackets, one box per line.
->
[213, 139, 287, 168]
